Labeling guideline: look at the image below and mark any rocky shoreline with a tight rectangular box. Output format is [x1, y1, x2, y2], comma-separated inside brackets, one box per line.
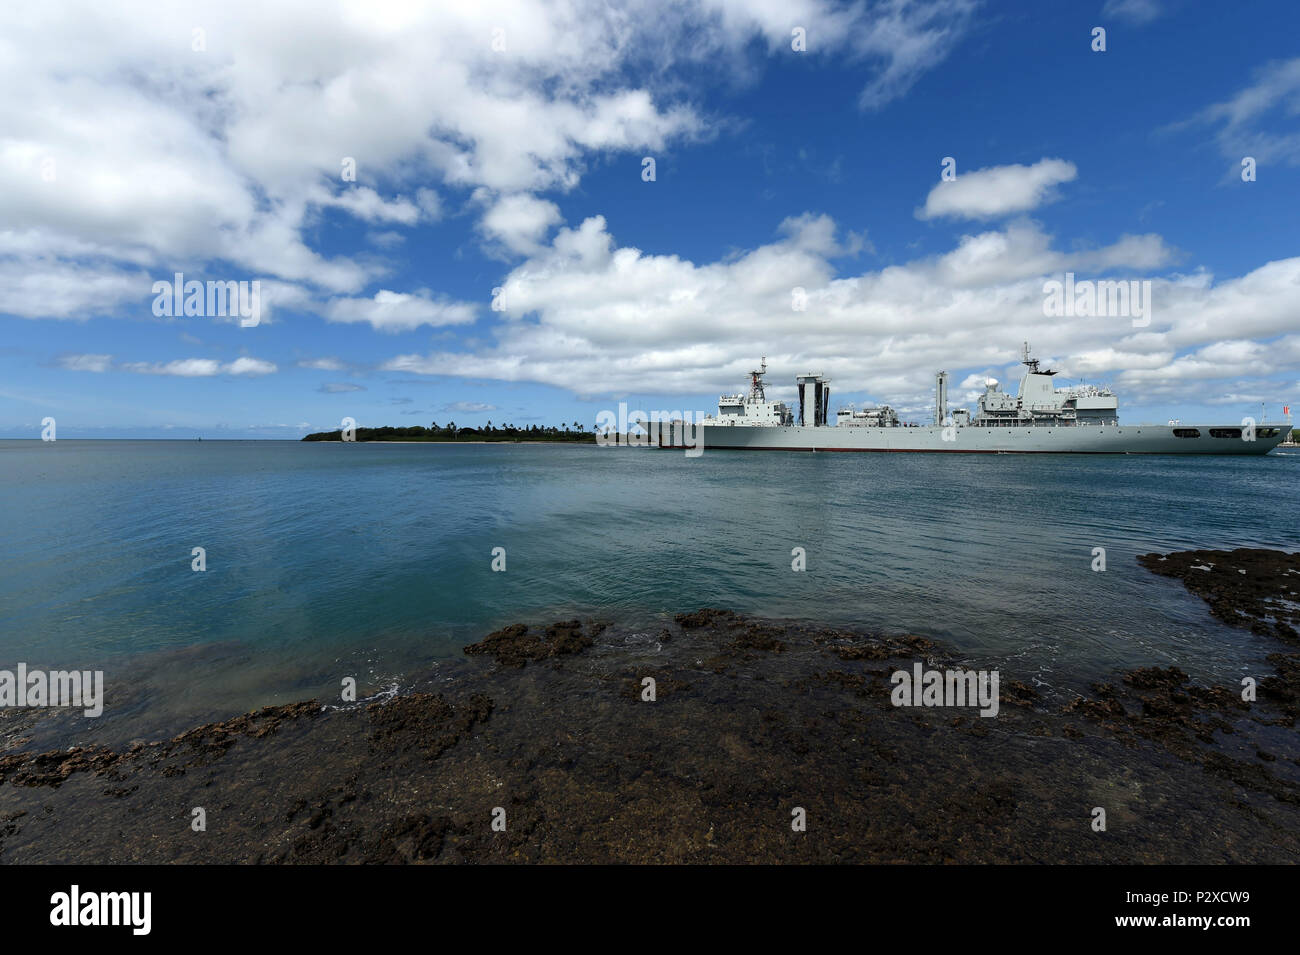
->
[1, 549, 1298, 863]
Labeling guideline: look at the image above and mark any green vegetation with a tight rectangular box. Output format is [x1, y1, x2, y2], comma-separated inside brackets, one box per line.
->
[301, 420, 597, 443]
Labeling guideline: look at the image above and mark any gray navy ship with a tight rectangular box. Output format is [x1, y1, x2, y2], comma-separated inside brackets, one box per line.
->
[688, 345, 1290, 454]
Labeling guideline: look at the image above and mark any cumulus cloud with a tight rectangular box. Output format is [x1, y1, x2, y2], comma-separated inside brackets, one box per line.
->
[382, 210, 1298, 412]
[0, 0, 981, 321]
[0, 260, 152, 320]
[314, 187, 429, 226]
[13, 2, 1292, 420]
[0, 1, 708, 314]
[918, 159, 1079, 220]
[478, 193, 564, 256]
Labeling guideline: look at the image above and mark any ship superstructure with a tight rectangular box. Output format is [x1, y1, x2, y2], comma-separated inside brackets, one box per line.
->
[835, 405, 900, 428]
[712, 358, 793, 426]
[958, 344, 1119, 428]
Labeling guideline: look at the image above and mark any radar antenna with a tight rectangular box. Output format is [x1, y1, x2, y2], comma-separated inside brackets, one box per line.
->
[1021, 341, 1056, 376]
[1021, 341, 1040, 374]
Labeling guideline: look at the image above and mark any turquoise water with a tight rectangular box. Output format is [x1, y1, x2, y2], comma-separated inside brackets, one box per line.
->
[2, 439, 1298, 742]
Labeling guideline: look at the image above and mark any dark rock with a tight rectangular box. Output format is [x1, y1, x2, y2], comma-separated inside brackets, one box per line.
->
[464, 620, 597, 667]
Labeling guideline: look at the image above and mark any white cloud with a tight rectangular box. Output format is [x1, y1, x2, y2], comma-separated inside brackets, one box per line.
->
[325, 290, 478, 332]
[120, 359, 223, 377]
[381, 211, 1299, 412]
[704, 0, 977, 109]
[111, 357, 278, 377]
[918, 159, 1079, 221]
[1190, 58, 1300, 170]
[225, 357, 278, 376]
[315, 186, 425, 225]
[850, 0, 980, 110]
[298, 357, 346, 371]
[1102, 0, 1164, 25]
[58, 353, 113, 372]
[0, 0, 980, 320]
[0, 1, 708, 314]
[478, 193, 564, 256]
[366, 231, 406, 249]
[0, 259, 151, 320]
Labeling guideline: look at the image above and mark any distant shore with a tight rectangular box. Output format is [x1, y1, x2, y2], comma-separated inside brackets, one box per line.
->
[302, 425, 597, 444]
[2, 549, 1297, 863]
[362, 440, 596, 445]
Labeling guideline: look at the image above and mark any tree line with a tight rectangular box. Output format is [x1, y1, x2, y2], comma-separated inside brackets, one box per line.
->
[301, 421, 597, 442]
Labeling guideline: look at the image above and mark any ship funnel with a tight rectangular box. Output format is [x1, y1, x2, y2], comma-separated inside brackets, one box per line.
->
[935, 370, 949, 427]
[796, 373, 831, 427]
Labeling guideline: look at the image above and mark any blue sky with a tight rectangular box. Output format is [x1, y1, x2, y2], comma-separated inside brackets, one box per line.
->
[2, 0, 1299, 437]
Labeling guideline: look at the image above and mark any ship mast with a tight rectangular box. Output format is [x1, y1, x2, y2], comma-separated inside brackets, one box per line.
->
[747, 357, 767, 403]
[1021, 341, 1055, 375]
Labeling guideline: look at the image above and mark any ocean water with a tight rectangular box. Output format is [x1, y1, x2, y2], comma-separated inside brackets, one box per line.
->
[2, 439, 1298, 744]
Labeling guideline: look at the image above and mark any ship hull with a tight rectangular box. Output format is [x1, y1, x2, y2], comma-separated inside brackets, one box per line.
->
[693, 423, 1289, 454]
